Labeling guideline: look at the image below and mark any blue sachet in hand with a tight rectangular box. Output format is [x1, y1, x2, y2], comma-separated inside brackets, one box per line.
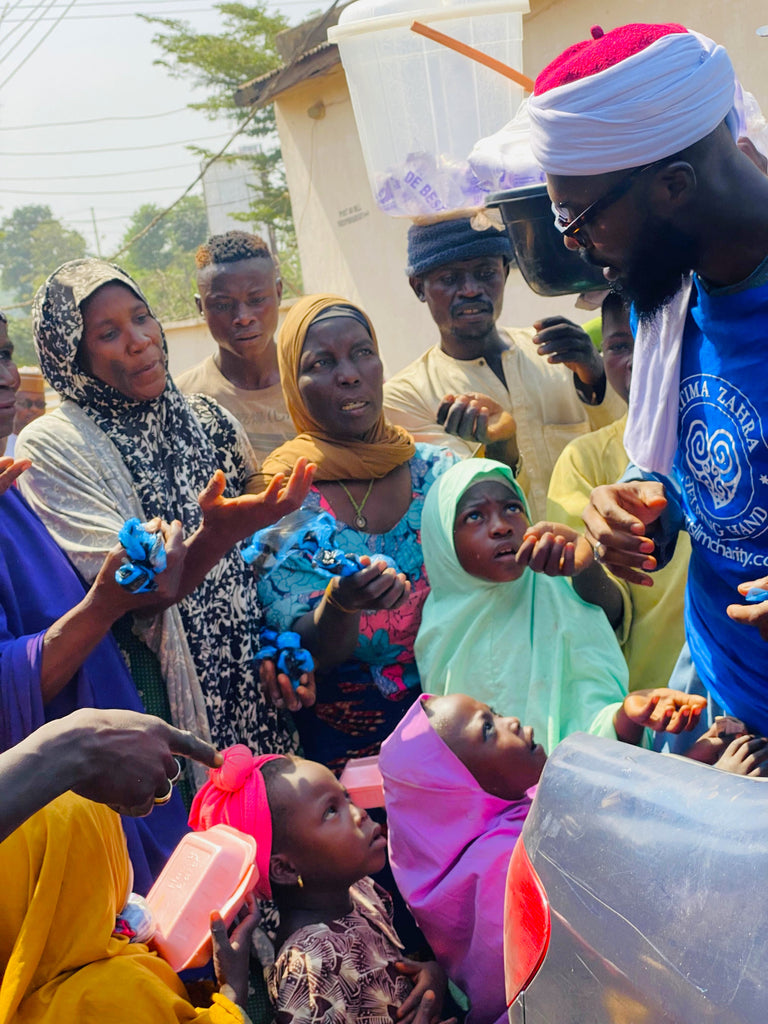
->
[254, 629, 314, 690]
[115, 518, 167, 594]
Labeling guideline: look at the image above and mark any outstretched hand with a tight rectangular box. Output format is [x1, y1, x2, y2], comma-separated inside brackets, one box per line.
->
[0, 455, 31, 496]
[582, 481, 667, 585]
[621, 688, 707, 734]
[199, 457, 315, 550]
[211, 892, 261, 1009]
[437, 392, 516, 446]
[517, 521, 594, 577]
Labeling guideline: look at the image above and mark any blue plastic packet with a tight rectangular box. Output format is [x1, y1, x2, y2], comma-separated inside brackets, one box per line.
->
[242, 508, 325, 573]
[115, 563, 156, 594]
[254, 628, 314, 690]
[243, 508, 400, 578]
[115, 518, 167, 593]
[745, 587, 768, 604]
[310, 548, 398, 576]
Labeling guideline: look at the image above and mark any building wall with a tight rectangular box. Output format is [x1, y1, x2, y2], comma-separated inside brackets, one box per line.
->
[274, 65, 597, 378]
[164, 316, 213, 380]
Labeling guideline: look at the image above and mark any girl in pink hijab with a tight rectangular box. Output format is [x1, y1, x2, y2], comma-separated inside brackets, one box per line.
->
[379, 694, 545, 1024]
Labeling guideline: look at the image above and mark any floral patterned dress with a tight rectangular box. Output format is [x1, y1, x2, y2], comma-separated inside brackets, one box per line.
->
[257, 443, 457, 771]
[268, 878, 412, 1024]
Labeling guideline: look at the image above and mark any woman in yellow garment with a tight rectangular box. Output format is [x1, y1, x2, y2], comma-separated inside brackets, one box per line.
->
[0, 791, 250, 1024]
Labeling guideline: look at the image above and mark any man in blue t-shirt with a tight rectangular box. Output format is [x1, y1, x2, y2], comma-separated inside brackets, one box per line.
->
[526, 23, 768, 738]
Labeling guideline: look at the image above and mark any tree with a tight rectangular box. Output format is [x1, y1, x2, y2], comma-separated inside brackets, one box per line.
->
[0, 205, 87, 301]
[143, 2, 302, 293]
[117, 196, 209, 323]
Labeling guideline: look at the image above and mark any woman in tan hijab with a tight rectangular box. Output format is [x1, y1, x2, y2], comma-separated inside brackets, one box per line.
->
[258, 294, 458, 770]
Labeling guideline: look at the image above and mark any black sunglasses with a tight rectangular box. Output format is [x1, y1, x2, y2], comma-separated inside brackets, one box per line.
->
[551, 158, 671, 248]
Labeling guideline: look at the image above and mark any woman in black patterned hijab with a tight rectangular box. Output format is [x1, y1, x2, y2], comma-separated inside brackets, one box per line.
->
[17, 258, 314, 772]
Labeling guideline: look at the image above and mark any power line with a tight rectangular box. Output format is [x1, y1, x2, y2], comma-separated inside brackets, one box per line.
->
[0, 106, 189, 130]
[3, 131, 232, 155]
[0, 0, 78, 92]
[0, 0, 315, 19]
[1, 182, 199, 195]
[1, 161, 193, 180]
[9, 0, 218, 7]
[0, 0, 58, 58]
[108, 0, 342, 262]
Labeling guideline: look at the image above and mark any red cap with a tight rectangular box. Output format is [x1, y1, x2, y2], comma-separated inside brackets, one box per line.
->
[534, 23, 688, 95]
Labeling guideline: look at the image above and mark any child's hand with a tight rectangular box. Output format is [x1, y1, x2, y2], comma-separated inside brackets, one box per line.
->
[408, 990, 457, 1024]
[685, 722, 729, 764]
[395, 959, 447, 1023]
[210, 892, 260, 1009]
[516, 521, 594, 577]
[259, 658, 316, 714]
[714, 733, 768, 776]
[621, 688, 707, 733]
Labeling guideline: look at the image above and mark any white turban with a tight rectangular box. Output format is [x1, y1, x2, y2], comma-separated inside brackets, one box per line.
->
[528, 30, 736, 176]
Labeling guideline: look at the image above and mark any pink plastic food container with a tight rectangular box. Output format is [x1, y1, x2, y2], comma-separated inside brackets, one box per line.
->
[339, 754, 384, 808]
[146, 824, 258, 971]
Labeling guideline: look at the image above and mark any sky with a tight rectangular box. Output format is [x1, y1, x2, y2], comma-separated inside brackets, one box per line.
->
[0, 0, 321, 259]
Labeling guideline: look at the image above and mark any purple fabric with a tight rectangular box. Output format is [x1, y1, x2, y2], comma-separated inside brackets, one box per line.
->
[0, 487, 188, 893]
[379, 696, 532, 1024]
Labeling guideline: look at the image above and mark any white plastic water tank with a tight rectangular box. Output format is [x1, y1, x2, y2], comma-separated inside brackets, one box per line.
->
[328, 0, 529, 217]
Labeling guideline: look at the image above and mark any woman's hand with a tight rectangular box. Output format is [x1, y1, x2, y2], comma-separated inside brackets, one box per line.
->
[40, 519, 188, 703]
[211, 892, 261, 1009]
[0, 455, 31, 496]
[516, 521, 594, 576]
[331, 557, 411, 613]
[198, 457, 316, 551]
[395, 959, 449, 1024]
[259, 658, 316, 714]
[90, 518, 187, 618]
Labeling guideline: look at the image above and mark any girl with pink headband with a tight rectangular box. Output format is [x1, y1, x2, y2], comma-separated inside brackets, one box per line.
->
[190, 746, 454, 1024]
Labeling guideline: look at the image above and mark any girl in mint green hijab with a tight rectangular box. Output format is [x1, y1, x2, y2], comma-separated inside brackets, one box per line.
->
[415, 458, 630, 753]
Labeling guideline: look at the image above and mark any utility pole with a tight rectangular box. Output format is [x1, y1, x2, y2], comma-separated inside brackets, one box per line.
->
[90, 207, 103, 258]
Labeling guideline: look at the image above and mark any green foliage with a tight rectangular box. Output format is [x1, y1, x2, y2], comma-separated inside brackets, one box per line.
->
[143, 2, 302, 295]
[117, 196, 209, 323]
[0, 205, 87, 301]
[143, 2, 288, 137]
[5, 314, 37, 369]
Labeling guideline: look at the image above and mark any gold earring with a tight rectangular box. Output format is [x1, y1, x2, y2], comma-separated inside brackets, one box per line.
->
[297, 874, 304, 888]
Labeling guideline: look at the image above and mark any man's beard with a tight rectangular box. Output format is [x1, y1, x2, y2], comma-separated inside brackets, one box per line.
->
[582, 217, 698, 319]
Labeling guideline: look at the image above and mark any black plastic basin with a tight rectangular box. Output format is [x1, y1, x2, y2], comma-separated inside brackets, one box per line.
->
[486, 184, 608, 297]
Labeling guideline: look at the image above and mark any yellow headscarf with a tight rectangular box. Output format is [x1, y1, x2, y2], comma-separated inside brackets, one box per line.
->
[259, 294, 415, 483]
[0, 793, 247, 1024]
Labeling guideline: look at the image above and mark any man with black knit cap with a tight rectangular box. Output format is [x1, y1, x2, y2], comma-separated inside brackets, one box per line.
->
[529, 22, 768, 738]
[383, 212, 623, 518]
